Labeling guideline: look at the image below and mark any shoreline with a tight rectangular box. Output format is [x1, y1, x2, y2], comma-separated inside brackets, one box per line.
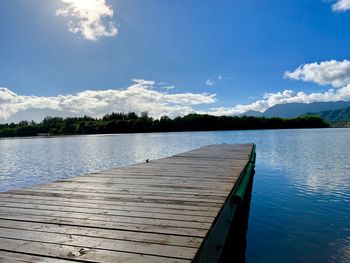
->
[0, 126, 339, 140]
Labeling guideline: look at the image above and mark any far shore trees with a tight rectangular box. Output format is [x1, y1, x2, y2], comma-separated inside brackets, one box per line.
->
[0, 112, 329, 138]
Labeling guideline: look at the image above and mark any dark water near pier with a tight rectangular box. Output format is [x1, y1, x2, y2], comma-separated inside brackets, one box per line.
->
[0, 129, 349, 262]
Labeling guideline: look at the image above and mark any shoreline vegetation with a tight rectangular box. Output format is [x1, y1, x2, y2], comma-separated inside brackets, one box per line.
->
[0, 112, 329, 138]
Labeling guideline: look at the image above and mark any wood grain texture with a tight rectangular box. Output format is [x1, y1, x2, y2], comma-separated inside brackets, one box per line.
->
[0, 144, 253, 262]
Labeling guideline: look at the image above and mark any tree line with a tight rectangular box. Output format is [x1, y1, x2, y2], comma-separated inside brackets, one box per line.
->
[0, 112, 329, 137]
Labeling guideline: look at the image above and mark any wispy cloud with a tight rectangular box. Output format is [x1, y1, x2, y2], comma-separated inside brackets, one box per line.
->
[162, 85, 175, 90]
[56, 0, 117, 41]
[331, 0, 350, 11]
[0, 80, 216, 122]
[217, 74, 232, 80]
[206, 79, 215, 86]
[205, 74, 229, 87]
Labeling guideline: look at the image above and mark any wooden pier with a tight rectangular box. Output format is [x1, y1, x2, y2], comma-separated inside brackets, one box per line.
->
[0, 143, 255, 263]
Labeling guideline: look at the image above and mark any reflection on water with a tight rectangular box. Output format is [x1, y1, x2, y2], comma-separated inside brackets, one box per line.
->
[330, 237, 350, 263]
[0, 129, 349, 262]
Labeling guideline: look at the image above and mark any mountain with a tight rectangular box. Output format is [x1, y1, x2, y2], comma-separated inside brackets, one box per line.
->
[261, 101, 350, 118]
[239, 110, 263, 117]
[304, 106, 350, 122]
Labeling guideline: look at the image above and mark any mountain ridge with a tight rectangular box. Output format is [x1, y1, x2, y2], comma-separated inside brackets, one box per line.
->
[242, 101, 350, 118]
[304, 106, 350, 122]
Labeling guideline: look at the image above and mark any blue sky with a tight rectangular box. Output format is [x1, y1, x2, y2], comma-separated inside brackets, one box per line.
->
[1, 0, 350, 122]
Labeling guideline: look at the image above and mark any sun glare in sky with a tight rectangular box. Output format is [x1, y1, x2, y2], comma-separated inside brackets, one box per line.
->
[63, 0, 101, 11]
[56, 0, 117, 40]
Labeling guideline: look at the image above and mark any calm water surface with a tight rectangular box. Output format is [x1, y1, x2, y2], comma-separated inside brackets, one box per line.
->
[0, 129, 349, 262]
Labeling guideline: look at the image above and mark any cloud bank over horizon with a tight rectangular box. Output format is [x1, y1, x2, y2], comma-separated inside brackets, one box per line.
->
[0, 80, 216, 122]
[209, 59, 350, 115]
[3, 59, 350, 122]
[57, 0, 117, 41]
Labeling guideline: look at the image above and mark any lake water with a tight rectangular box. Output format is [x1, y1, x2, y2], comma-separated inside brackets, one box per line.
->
[0, 129, 349, 262]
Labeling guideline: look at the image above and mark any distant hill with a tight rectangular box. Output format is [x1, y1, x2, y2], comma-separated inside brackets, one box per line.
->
[260, 101, 350, 118]
[304, 106, 350, 122]
[239, 110, 263, 117]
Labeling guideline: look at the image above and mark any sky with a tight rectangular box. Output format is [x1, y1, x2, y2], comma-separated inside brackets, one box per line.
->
[2, 0, 350, 122]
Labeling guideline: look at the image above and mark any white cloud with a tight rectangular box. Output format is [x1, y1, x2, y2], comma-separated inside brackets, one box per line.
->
[131, 79, 155, 86]
[217, 74, 232, 81]
[332, 0, 350, 11]
[162, 85, 175, 90]
[284, 60, 350, 88]
[56, 0, 117, 41]
[0, 80, 216, 122]
[206, 79, 215, 86]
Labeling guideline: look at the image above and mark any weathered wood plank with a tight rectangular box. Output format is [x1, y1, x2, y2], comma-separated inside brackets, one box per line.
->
[0, 207, 212, 229]
[0, 251, 73, 263]
[0, 194, 220, 212]
[14, 189, 226, 204]
[33, 184, 230, 197]
[0, 202, 213, 223]
[5, 190, 224, 208]
[0, 214, 207, 237]
[0, 228, 197, 259]
[71, 174, 237, 182]
[0, 219, 202, 248]
[34, 182, 232, 195]
[56, 178, 234, 188]
[0, 237, 190, 263]
[0, 197, 218, 217]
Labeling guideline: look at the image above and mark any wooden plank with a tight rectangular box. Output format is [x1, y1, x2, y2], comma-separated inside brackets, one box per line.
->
[57, 178, 234, 188]
[0, 251, 73, 263]
[14, 189, 226, 204]
[0, 207, 212, 229]
[32, 183, 230, 197]
[0, 219, 202, 248]
[5, 190, 224, 208]
[0, 194, 220, 212]
[35, 182, 232, 195]
[25, 183, 232, 195]
[0, 202, 213, 223]
[0, 238, 190, 263]
[72, 174, 236, 182]
[0, 228, 197, 259]
[26, 180, 232, 191]
[0, 197, 218, 217]
[0, 214, 207, 237]
[42, 178, 234, 190]
[102, 165, 245, 172]
[0, 144, 254, 262]
[110, 165, 245, 173]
